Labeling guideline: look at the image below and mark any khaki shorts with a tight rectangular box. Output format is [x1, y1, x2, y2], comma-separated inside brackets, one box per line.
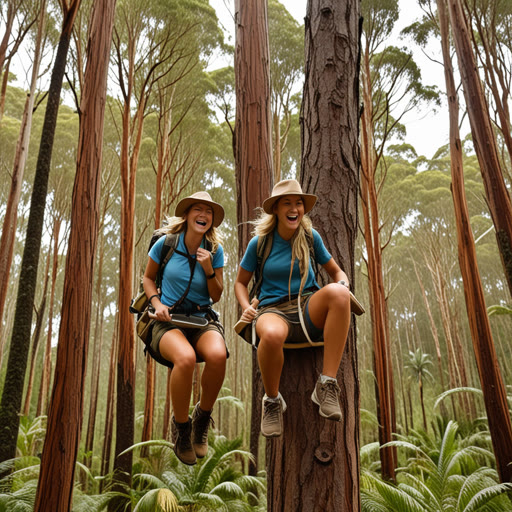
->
[150, 317, 226, 367]
[254, 292, 324, 347]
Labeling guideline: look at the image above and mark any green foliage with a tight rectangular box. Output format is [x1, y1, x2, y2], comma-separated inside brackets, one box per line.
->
[361, 421, 512, 511]
[129, 433, 265, 510]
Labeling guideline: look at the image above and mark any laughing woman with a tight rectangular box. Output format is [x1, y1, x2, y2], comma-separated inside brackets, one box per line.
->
[234, 179, 351, 437]
[143, 191, 227, 465]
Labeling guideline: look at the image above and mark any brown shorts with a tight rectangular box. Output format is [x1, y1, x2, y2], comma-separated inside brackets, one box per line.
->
[150, 317, 227, 367]
[254, 292, 324, 347]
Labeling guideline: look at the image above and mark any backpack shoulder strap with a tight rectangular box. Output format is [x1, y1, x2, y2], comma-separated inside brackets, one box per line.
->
[156, 233, 179, 287]
[249, 232, 274, 300]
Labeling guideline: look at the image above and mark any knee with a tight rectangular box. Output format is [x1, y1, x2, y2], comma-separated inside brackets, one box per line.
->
[324, 283, 350, 310]
[172, 351, 196, 374]
[203, 346, 227, 370]
[258, 327, 286, 351]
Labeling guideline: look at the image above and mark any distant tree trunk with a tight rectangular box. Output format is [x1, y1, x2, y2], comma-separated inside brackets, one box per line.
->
[0, 0, 81, 467]
[0, 0, 45, 335]
[263, 0, 361, 509]
[359, 23, 396, 481]
[100, 315, 118, 492]
[34, 0, 116, 507]
[163, 370, 172, 440]
[22, 252, 50, 416]
[83, 225, 107, 475]
[234, 0, 273, 476]
[440, 0, 512, 483]
[447, 0, 512, 298]
[36, 218, 61, 417]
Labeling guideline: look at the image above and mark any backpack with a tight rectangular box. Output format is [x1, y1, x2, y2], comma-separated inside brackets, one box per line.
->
[130, 231, 214, 367]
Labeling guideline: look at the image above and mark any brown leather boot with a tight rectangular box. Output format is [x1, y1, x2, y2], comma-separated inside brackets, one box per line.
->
[171, 416, 196, 465]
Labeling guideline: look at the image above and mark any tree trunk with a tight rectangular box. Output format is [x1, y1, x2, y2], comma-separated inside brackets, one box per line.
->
[234, 0, 273, 476]
[36, 218, 61, 417]
[0, 0, 45, 329]
[84, 226, 107, 475]
[34, 0, 115, 507]
[359, 25, 396, 482]
[440, 0, 512, 483]
[0, 0, 81, 467]
[22, 251, 50, 417]
[447, 0, 512, 297]
[264, 1, 361, 509]
[100, 315, 118, 492]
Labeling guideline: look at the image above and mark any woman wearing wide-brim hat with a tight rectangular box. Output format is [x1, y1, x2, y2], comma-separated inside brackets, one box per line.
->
[234, 179, 352, 438]
[143, 191, 227, 465]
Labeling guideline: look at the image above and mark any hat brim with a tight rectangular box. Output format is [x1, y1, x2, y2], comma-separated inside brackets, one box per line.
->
[262, 193, 317, 215]
[175, 199, 225, 227]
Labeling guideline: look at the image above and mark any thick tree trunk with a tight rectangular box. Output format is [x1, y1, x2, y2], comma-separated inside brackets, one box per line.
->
[33, 0, 115, 507]
[264, 1, 361, 509]
[440, 0, 512, 483]
[234, 0, 273, 475]
[0, 1, 80, 466]
[447, 0, 512, 297]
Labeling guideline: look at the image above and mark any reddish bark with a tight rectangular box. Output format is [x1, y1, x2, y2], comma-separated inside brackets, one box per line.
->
[33, 0, 115, 507]
[447, 0, 512, 297]
[440, 0, 512, 483]
[264, 0, 361, 509]
[234, 0, 273, 475]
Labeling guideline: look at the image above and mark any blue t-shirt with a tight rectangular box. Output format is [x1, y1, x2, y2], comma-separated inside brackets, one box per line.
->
[149, 232, 224, 310]
[240, 228, 331, 306]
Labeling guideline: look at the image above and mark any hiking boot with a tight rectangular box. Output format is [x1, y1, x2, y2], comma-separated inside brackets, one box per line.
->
[261, 393, 287, 437]
[171, 416, 196, 465]
[311, 377, 342, 421]
[191, 403, 214, 458]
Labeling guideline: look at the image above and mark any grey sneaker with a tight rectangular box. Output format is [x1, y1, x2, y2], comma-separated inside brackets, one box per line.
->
[261, 393, 287, 437]
[311, 378, 342, 421]
[171, 416, 196, 465]
[191, 403, 214, 458]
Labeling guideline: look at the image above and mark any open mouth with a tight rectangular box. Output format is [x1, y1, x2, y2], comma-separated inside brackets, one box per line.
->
[287, 215, 298, 222]
[196, 220, 207, 227]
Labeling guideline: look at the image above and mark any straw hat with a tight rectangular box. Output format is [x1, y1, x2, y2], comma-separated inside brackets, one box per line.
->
[262, 179, 317, 214]
[175, 191, 225, 227]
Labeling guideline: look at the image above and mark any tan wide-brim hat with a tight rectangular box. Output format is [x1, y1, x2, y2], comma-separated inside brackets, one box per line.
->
[175, 191, 225, 227]
[262, 179, 317, 214]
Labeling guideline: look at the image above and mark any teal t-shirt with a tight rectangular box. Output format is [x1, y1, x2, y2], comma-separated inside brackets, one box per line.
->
[149, 232, 224, 310]
[240, 228, 331, 306]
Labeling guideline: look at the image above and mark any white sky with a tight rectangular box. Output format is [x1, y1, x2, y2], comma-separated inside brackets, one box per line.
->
[209, 0, 460, 159]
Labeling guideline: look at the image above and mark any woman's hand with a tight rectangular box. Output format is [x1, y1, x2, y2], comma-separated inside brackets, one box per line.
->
[152, 300, 172, 322]
[196, 247, 213, 273]
[240, 298, 259, 322]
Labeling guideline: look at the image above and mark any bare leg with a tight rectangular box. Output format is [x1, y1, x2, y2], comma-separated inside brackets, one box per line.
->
[195, 330, 227, 411]
[255, 313, 289, 397]
[307, 283, 351, 377]
[159, 330, 196, 423]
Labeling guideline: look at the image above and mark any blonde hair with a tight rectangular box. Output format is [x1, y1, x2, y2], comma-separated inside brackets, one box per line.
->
[157, 209, 223, 252]
[252, 204, 313, 298]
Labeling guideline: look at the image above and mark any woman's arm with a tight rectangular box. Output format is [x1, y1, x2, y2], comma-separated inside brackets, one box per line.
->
[143, 257, 172, 321]
[197, 247, 223, 303]
[234, 266, 258, 321]
[322, 258, 350, 288]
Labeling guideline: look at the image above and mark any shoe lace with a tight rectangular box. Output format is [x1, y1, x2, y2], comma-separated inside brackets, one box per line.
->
[321, 380, 341, 406]
[264, 400, 281, 424]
